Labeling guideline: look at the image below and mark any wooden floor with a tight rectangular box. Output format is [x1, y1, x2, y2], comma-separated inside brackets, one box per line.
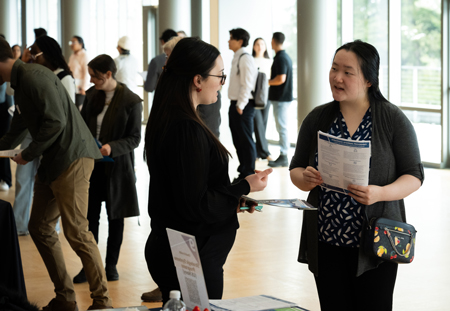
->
[1, 126, 449, 311]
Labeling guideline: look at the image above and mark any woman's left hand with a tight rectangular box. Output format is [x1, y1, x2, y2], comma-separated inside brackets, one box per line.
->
[347, 184, 383, 205]
[100, 144, 111, 156]
[237, 197, 257, 214]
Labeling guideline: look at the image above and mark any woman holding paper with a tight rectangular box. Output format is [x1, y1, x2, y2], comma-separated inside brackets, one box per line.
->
[289, 40, 424, 311]
[144, 37, 272, 304]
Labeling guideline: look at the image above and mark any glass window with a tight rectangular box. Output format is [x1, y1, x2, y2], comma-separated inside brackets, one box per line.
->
[352, 0, 389, 95]
[401, 0, 441, 163]
[266, 0, 298, 145]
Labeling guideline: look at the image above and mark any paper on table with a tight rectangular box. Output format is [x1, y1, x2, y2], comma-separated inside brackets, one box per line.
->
[317, 131, 371, 194]
[0, 149, 23, 158]
[242, 196, 317, 210]
[209, 295, 299, 311]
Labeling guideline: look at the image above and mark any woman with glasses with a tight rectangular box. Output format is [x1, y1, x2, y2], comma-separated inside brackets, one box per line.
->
[144, 37, 272, 304]
[12, 35, 74, 236]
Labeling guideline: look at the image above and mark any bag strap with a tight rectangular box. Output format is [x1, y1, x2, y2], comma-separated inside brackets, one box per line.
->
[385, 227, 413, 257]
[236, 52, 250, 75]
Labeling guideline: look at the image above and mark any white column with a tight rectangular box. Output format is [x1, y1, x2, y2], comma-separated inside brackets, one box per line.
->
[60, 0, 89, 60]
[297, 0, 336, 126]
[158, 0, 191, 41]
[0, 0, 12, 40]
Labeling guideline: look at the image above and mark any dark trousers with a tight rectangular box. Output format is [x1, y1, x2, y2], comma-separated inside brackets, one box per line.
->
[145, 229, 236, 305]
[315, 241, 398, 311]
[75, 94, 85, 110]
[0, 100, 12, 186]
[253, 101, 271, 159]
[229, 100, 256, 178]
[87, 162, 124, 266]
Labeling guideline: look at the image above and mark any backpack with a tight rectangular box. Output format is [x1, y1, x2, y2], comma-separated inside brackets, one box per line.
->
[237, 53, 268, 109]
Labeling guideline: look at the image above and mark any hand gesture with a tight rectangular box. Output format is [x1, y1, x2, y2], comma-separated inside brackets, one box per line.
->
[245, 168, 273, 192]
[100, 144, 111, 156]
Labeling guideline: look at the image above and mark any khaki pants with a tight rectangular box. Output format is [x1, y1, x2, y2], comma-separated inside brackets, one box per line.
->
[28, 157, 112, 306]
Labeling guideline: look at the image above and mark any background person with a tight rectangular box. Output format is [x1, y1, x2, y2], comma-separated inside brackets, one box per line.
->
[0, 37, 112, 311]
[228, 28, 258, 182]
[11, 44, 21, 60]
[252, 37, 272, 162]
[114, 36, 140, 95]
[13, 35, 75, 236]
[73, 54, 142, 284]
[144, 29, 177, 93]
[68, 35, 89, 109]
[268, 32, 293, 168]
[144, 37, 272, 304]
[289, 40, 424, 311]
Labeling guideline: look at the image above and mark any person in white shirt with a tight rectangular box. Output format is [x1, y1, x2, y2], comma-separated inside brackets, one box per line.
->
[114, 36, 139, 95]
[252, 37, 273, 162]
[228, 28, 258, 182]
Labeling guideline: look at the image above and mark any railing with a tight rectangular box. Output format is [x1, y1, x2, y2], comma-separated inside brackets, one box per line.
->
[400, 65, 441, 107]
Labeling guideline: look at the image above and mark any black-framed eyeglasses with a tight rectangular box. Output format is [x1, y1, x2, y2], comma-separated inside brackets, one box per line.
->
[205, 74, 227, 85]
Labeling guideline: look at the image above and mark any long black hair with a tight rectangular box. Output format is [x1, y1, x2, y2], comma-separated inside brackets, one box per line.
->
[145, 37, 229, 161]
[252, 37, 270, 59]
[73, 36, 85, 49]
[35, 36, 72, 75]
[335, 40, 388, 103]
[87, 54, 117, 115]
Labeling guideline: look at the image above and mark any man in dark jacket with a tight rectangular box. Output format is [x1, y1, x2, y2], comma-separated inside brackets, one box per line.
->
[0, 37, 112, 311]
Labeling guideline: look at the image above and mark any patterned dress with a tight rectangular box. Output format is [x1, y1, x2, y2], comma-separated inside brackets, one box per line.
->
[315, 108, 372, 247]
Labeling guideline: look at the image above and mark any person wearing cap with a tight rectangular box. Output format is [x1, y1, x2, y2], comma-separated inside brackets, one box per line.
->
[144, 29, 178, 93]
[114, 36, 139, 95]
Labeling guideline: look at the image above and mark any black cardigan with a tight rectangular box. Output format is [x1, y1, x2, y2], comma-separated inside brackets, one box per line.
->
[290, 100, 424, 276]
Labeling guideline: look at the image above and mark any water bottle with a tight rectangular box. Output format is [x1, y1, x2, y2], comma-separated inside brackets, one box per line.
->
[162, 290, 186, 311]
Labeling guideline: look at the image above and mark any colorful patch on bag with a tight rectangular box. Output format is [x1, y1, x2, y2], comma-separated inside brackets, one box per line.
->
[377, 245, 387, 257]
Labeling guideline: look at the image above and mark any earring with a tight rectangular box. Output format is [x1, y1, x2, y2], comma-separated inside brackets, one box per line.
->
[196, 88, 202, 92]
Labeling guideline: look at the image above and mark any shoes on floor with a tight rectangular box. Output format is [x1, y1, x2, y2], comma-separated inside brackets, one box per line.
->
[87, 303, 113, 310]
[42, 298, 79, 311]
[268, 154, 289, 167]
[0, 180, 9, 191]
[17, 231, 29, 236]
[73, 268, 87, 284]
[105, 265, 119, 281]
[141, 287, 163, 302]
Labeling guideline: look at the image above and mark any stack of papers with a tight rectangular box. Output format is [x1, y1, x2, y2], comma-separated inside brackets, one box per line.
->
[210, 295, 308, 311]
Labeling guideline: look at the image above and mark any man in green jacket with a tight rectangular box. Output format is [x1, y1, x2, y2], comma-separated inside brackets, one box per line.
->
[0, 38, 112, 311]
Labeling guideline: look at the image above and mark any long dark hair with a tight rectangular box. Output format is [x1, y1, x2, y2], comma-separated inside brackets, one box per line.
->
[35, 36, 72, 75]
[88, 54, 117, 115]
[252, 38, 270, 59]
[73, 36, 85, 49]
[145, 37, 230, 161]
[335, 40, 388, 103]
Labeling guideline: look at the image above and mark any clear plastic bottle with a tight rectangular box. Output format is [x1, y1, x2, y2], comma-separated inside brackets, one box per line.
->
[162, 290, 187, 311]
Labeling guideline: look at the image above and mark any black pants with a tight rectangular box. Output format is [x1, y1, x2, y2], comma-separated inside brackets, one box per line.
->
[229, 100, 256, 178]
[87, 162, 124, 266]
[145, 229, 236, 305]
[315, 241, 398, 311]
[0, 100, 12, 187]
[253, 101, 271, 159]
[75, 94, 85, 110]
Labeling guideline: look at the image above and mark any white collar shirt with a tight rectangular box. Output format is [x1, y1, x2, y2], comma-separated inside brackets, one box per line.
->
[228, 47, 258, 110]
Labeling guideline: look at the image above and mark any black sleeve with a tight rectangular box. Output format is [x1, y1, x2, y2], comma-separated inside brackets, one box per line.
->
[391, 108, 425, 184]
[289, 110, 317, 170]
[167, 121, 249, 224]
[109, 102, 143, 158]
